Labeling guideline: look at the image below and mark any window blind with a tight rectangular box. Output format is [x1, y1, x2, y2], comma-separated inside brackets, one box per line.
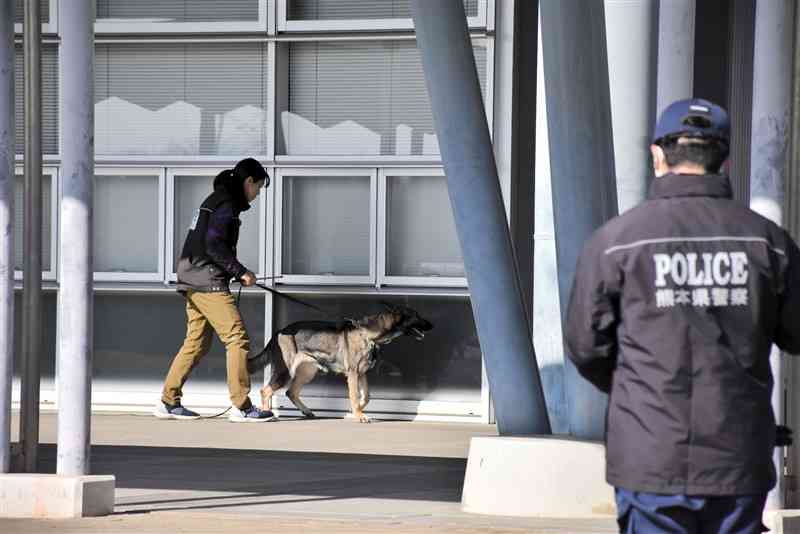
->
[282, 40, 487, 156]
[95, 42, 269, 157]
[13, 0, 49, 24]
[14, 44, 59, 155]
[96, 0, 260, 23]
[288, 0, 478, 20]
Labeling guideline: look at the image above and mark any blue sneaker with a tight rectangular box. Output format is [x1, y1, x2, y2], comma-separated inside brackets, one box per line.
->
[228, 405, 277, 423]
[154, 401, 201, 420]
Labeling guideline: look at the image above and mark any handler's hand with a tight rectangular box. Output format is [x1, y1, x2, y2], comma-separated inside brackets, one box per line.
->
[240, 271, 257, 287]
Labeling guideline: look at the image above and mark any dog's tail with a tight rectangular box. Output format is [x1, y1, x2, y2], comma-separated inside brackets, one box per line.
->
[246, 335, 282, 375]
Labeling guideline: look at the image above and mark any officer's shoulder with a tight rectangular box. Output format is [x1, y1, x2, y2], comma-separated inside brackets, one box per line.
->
[202, 192, 235, 213]
[585, 200, 658, 246]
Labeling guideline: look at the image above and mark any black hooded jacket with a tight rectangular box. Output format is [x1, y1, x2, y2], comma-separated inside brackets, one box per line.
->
[175, 172, 252, 293]
[565, 173, 800, 496]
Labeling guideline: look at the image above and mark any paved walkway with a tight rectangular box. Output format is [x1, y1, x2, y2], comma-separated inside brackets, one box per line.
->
[3, 412, 617, 533]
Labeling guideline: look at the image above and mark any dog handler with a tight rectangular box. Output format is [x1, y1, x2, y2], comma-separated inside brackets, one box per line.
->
[565, 99, 800, 532]
[155, 158, 275, 422]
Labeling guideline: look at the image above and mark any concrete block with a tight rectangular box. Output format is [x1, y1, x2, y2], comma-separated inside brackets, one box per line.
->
[461, 436, 615, 518]
[763, 509, 800, 533]
[0, 474, 115, 518]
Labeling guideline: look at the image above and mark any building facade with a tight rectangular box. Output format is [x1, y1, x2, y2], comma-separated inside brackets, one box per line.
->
[10, 0, 791, 439]
[12, 0, 496, 422]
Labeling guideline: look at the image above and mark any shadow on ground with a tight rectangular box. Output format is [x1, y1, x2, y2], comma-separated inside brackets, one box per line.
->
[34, 443, 466, 513]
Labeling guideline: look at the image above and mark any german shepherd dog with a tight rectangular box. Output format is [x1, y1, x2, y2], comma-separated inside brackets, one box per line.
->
[246, 303, 433, 422]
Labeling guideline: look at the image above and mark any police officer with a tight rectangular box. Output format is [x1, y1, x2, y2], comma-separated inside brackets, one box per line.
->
[565, 99, 800, 533]
[155, 158, 275, 423]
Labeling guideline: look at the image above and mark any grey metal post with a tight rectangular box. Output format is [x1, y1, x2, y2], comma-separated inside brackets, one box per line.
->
[749, 0, 795, 511]
[656, 0, 695, 116]
[787, 0, 800, 507]
[0, 0, 15, 474]
[540, 0, 618, 440]
[410, 0, 551, 435]
[532, 7, 568, 434]
[20, 0, 43, 474]
[605, 0, 658, 213]
[57, 0, 94, 477]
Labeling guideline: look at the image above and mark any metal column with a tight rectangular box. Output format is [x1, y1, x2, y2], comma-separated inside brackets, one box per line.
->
[605, 0, 658, 213]
[787, 0, 800, 507]
[57, 0, 94, 476]
[749, 0, 795, 510]
[540, 0, 618, 440]
[0, 0, 15, 474]
[20, 0, 43, 474]
[411, 0, 551, 435]
[656, 0, 695, 116]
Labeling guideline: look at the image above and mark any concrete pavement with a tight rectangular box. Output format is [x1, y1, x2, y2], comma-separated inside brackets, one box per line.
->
[3, 412, 617, 533]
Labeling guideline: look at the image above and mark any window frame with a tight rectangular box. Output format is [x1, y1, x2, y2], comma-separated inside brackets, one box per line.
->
[13, 165, 58, 282]
[93, 0, 271, 34]
[274, 167, 377, 286]
[91, 167, 166, 282]
[378, 167, 467, 288]
[13, 0, 58, 35]
[277, 0, 488, 32]
[166, 167, 268, 283]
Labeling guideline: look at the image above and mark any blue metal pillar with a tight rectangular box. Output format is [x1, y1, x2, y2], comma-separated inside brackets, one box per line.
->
[540, 0, 618, 440]
[411, 0, 551, 435]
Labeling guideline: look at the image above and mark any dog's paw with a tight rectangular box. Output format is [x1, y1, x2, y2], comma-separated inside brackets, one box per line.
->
[356, 413, 371, 423]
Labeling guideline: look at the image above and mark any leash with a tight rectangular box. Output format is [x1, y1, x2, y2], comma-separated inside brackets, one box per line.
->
[170, 273, 343, 320]
[253, 282, 332, 315]
[199, 406, 231, 419]
[234, 276, 342, 320]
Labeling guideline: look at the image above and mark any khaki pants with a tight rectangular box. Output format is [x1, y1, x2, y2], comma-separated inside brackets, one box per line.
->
[161, 290, 252, 409]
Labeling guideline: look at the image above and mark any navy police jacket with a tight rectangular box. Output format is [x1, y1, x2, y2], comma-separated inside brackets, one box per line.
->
[565, 173, 800, 496]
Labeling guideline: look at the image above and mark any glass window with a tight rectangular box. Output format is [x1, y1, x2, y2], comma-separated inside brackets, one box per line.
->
[94, 173, 161, 275]
[96, 0, 260, 23]
[12, 293, 56, 390]
[13, 0, 49, 24]
[273, 294, 481, 402]
[288, 0, 479, 20]
[14, 173, 52, 273]
[385, 174, 464, 278]
[93, 293, 265, 393]
[95, 43, 269, 157]
[279, 40, 487, 156]
[281, 175, 371, 276]
[173, 174, 262, 275]
[14, 44, 59, 155]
